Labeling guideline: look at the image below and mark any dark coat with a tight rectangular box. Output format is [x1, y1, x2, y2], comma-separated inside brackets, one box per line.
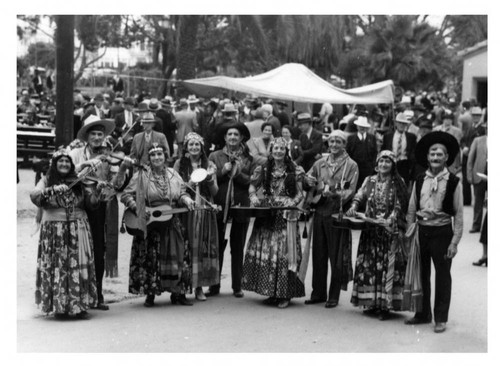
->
[346, 133, 378, 189]
[299, 128, 324, 172]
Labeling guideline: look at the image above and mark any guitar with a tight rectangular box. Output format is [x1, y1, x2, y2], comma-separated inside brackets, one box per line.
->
[306, 180, 351, 208]
[123, 203, 221, 234]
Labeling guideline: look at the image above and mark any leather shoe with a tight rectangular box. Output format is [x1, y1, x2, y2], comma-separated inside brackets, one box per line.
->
[263, 297, 278, 305]
[305, 298, 326, 305]
[205, 287, 220, 297]
[473, 258, 488, 267]
[325, 300, 338, 308]
[195, 288, 207, 301]
[93, 302, 109, 311]
[405, 316, 432, 325]
[144, 294, 155, 307]
[378, 310, 390, 321]
[233, 290, 244, 298]
[469, 229, 480, 233]
[75, 311, 90, 320]
[434, 322, 447, 333]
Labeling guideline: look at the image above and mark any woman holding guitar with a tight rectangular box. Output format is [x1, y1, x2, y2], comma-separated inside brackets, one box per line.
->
[173, 132, 219, 301]
[118, 143, 196, 307]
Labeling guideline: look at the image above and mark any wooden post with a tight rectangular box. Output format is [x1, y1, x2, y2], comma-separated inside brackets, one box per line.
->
[55, 15, 75, 147]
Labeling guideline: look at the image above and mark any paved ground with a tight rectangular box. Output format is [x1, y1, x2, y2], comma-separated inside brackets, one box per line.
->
[14, 168, 489, 354]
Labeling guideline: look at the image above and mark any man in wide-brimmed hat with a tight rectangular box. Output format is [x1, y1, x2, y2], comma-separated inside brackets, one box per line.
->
[346, 116, 377, 190]
[207, 120, 254, 299]
[381, 112, 417, 185]
[405, 131, 463, 334]
[69, 115, 119, 311]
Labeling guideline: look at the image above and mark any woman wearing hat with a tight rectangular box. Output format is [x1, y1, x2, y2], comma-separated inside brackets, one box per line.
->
[242, 138, 305, 308]
[118, 143, 196, 307]
[207, 121, 255, 298]
[346, 150, 409, 320]
[173, 133, 220, 301]
[405, 131, 463, 333]
[30, 150, 103, 319]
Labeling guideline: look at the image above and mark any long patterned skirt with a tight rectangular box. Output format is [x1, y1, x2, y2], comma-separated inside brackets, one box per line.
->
[184, 210, 219, 287]
[351, 226, 407, 311]
[129, 216, 191, 296]
[242, 214, 305, 299]
[35, 219, 98, 315]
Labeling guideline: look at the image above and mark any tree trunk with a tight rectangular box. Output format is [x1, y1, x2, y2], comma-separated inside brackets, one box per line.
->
[55, 15, 75, 147]
[176, 15, 200, 98]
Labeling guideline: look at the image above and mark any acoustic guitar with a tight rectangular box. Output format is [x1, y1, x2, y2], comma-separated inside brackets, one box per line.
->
[123, 204, 220, 234]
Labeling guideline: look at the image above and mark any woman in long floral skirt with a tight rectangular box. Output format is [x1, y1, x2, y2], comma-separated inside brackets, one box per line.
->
[118, 143, 196, 307]
[30, 150, 100, 319]
[346, 150, 409, 320]
[242, 137, 305, 309]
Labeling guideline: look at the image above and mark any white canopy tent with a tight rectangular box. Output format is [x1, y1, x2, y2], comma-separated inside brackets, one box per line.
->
[181, 63, 394, 105]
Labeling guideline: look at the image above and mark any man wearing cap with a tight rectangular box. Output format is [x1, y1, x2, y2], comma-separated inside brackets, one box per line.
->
[297, 113, 324, 173]
[467, 114, 487, 234]
[346, 116, 377, 190]
[130, 112, 170, 167]
[174, 98, 198, 157]
[303, 130, 358, 308]
[405, 131, 463, 333]
[112, 97, 141, 155]
[433, 110, 463, 176]
[82, 93, 105, 121]
[69, 115, 119, 311]
[382, 112, 417, 186]
[461, 106, 485, 206]
[156, 97, 177, 156]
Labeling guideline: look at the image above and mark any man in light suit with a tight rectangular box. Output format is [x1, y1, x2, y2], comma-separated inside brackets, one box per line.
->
[130, 112, 170, 167]
[467, 118, 487, 233]
[381, 112, 417, 186]
[298, 113, 324, 173]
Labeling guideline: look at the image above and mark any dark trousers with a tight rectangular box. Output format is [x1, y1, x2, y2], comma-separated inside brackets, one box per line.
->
[462, 157, 472, 205]
[310, 214, 344, 302]
[212, 214, 248, 292]
[472, 181, 487, 231]
[87, 202, 107, 303]
[417, 224, 453, 323]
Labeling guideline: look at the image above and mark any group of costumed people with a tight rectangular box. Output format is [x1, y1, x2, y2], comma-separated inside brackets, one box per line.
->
[31, 113, 462, 334]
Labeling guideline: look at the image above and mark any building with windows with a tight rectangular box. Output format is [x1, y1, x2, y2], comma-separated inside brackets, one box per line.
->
[458, 40, 487, 108]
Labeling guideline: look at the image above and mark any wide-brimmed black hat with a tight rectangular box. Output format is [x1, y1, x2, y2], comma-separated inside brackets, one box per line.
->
[213, 120, 251, 147]
[416, 131, 459, 167]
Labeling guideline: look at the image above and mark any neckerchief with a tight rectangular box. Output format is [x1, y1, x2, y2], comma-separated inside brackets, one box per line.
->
[424, 168, 449, 193]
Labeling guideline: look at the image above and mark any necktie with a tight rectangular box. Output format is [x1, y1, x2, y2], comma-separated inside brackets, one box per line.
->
[396, 133, 403, 161]
[145, 133, 151, 143]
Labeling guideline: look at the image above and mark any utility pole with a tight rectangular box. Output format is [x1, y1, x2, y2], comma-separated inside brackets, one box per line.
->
[55, 15, 75, 147]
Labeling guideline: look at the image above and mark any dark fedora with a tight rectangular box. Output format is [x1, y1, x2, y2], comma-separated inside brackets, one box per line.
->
[213, 120, 251, 147]
[416, 131, 459, 167]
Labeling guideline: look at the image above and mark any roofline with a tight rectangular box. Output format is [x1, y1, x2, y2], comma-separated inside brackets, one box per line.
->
[457, 40, 488, 58]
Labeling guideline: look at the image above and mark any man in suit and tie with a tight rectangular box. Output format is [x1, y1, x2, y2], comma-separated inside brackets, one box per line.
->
[298, 112, 324, 173]
[112, 97, 142, 155]
[467, 116, 487, 233]
[130, 112, 170, 167]
[382, 112, 417, 186]
[346, 116, 378, 190]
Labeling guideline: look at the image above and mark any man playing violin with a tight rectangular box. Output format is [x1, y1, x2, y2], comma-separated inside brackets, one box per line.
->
[303, 130, 359, 309]
[69, 115, 122, 310]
